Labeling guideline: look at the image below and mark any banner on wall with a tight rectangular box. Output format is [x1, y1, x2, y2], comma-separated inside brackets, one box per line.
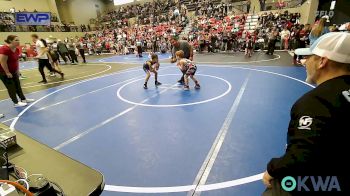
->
[15, 12, 51, 26]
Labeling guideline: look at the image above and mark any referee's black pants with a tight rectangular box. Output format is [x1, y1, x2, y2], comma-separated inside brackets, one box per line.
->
[266, 40, 276, 55]
[79, 49, 86, 63]
[58, 51, 70, 63]
[137, 46, 143, 57]
[38, 59, 61, 82]
[69, 50, 78, 63]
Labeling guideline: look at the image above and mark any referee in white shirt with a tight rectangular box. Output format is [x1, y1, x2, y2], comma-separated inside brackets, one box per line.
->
[31, 34, 64, 83]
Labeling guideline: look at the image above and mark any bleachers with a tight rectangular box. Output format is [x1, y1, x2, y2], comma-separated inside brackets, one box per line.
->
[244, 15, 259, 35]
[180, 0, 222, 12]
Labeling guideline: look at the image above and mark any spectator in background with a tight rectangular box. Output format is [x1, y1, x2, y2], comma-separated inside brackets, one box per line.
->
[136, 39, 143, 57]
[260, 0, 266, 11]
[293, 24, 311, 65]
[247, 0, 251, 13]
[67, 39, 78, 64]
[160, 40, 168, 53]
[210, 33, 217, 53]
[222, 32, 229, 52]
[298, 24, 307, 47]
[290, 26, 299, 50]
[51, 41, 60, 63]
[57, 40, 71, 64]
[245, 35, 254, 57]
[9, 7, 15, 13]
[47, 43, 61, 76]
[280, 26, 290, 50]
[309, 18, 329, 45]
[76, 41, 86, 63]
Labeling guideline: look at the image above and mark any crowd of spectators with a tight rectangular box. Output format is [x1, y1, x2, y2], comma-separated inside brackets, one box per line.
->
[101, 0, 188, 28]
[3, 0, 350, 63]
[184, 10, 307, 56]
[102, 0, 177, 23]
[78, 22, 184, 56]
[0, 12, 15, 32]
[66, 7, 348, 60]
[187, 14, 246, 52]
[81, 0, 191, 54]
[193, 0, 235, 18]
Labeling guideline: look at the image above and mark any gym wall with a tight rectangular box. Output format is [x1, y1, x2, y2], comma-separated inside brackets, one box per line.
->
[55, 0, 109, 25]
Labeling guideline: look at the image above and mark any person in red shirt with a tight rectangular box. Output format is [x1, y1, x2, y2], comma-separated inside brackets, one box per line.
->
[0, 35, 35, 107]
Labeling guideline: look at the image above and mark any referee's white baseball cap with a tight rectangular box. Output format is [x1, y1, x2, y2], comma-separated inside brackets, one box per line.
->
[295, 32, 350, 64]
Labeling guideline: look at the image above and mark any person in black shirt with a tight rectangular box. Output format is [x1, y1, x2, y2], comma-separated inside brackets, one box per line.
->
[170, 35, 194, 84]
[266, 28, 278, 55]
[263, 32, 350, 195]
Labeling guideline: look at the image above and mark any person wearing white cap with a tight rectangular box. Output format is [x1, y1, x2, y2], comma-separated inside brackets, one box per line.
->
[262, 32, 350, 195]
